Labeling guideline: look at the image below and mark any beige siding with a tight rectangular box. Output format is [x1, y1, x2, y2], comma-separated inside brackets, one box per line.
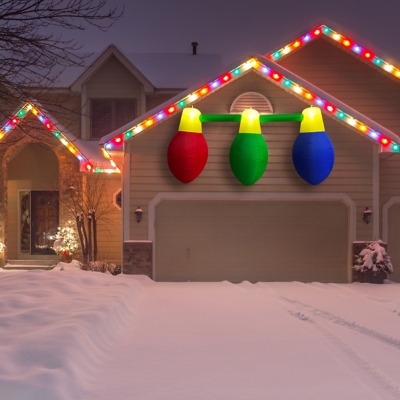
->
[85, 55, 144, 138]
[86, 174, 122, 263]
[40, 93, 82, 138]
[129, 71, 374, 241]
[278, 37, 400, 136]
[146, 94, 176, 112]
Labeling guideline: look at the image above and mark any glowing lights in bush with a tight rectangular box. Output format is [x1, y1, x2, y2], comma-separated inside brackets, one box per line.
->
[266, 24, 400, 81]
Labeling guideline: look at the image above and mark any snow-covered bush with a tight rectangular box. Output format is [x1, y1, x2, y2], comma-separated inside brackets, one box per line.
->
[353, 240, 393, 274]
[81, 261, 121, 275]
[52, 227, 79, 256]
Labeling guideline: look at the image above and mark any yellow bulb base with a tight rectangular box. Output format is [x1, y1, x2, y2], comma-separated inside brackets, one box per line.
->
[178, 108, 202, 133]
[300, 107, 325, 133]
[239, 109, 261, 134]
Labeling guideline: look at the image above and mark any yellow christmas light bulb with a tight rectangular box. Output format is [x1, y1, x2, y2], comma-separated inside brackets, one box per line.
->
[294, 86, 302, 94]
[239, 109, 261, 134]
[348, 118, 357, 126]
[384, 64, 394, 72]
[178, 107, 202, 133]
[300, 107, 325, 133]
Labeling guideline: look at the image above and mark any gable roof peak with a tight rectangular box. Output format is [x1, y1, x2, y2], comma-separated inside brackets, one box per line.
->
[266, 24, 400, 81]
[70, 44, 154, 92]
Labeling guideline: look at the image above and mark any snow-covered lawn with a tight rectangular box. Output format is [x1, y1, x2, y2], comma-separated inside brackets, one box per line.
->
[1, 269, 400, 399]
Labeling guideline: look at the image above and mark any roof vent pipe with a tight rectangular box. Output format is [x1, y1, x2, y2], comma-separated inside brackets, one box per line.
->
[191, 42, 198, 55]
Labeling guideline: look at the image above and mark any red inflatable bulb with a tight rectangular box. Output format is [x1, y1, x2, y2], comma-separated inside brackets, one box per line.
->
[167, 131, 208, 183]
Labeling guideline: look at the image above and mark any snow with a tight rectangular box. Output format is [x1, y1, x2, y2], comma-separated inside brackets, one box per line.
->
[1, 270, 400, 399]
[353, 241, 393, 273]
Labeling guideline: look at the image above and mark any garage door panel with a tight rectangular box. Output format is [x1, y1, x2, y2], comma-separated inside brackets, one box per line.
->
[156, 200, 348, 283]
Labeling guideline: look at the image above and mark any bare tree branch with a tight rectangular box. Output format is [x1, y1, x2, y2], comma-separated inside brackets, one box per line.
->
[0, 0, 123, 123]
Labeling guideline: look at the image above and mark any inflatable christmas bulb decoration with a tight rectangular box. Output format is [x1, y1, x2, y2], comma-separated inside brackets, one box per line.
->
[292, 107, 334, 185]
[167, 107, 208, 184]
[229, 108, 268, 186]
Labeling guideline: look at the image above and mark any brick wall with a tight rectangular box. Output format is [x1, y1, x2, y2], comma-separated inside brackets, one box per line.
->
[123, 240, 152, 278]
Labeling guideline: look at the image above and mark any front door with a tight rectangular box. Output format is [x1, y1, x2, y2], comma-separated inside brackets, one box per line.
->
[30, 191, 59, 255]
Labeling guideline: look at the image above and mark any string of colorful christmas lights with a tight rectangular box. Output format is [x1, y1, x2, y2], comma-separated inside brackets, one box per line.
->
[103, 55, 400, 158]
[267, 24, 400, 80]
[0, 102, 120, 173]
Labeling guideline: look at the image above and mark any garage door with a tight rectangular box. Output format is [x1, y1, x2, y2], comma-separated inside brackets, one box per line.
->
[387, 204, 400, 282]
[155, 200, 348, 283]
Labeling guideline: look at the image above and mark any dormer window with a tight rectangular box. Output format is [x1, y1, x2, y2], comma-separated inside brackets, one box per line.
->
[91, 98, 137, 138]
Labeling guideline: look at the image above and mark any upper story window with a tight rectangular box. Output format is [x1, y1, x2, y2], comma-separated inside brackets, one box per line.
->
[91, 98, 137, 138]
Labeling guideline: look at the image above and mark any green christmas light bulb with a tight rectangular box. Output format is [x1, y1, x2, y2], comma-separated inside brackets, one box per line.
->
[229, 109, 268, 186]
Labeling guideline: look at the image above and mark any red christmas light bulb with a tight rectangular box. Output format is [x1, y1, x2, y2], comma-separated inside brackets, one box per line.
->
[167, 108, 208, 184]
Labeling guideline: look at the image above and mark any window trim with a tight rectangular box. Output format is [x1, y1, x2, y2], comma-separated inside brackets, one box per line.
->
[91, 98, 137, 139]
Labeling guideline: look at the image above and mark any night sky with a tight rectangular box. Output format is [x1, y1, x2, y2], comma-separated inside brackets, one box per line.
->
[74, 0, 400, 66]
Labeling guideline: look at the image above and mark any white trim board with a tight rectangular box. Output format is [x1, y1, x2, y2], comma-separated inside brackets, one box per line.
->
[373, 144, 380, 240]
[382, 196, 400, 243]
[148, 192, 357, 283]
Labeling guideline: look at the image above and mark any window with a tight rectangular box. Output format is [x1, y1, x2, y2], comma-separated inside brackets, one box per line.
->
[91, 98, 137, 138]
[113, 189, 122, 210]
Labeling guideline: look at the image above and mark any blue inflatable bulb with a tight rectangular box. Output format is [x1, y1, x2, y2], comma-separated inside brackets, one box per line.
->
[292, 107, 335, 185]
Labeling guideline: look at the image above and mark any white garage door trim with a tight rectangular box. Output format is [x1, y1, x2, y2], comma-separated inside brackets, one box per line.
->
[382, 196, 400, 243]
[149, 192, 356, 282]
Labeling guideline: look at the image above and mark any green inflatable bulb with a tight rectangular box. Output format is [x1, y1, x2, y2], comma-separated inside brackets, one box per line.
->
[229, 109, 268, 186]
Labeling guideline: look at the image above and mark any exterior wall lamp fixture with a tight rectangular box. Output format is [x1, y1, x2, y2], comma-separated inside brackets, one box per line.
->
[135, 206, 143, 223]
[363, 207, 372, 224]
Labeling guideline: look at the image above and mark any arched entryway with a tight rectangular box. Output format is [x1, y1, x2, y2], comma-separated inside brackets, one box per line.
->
[7, 143, 59, 261]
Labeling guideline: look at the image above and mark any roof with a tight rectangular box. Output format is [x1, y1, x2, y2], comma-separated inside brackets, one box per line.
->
[266, 24, 400, 81]
[100, 53, 400, 165]
[8, 23, 400, 172]
[53, 45, 223, 90]
[0, 102, 120, 173]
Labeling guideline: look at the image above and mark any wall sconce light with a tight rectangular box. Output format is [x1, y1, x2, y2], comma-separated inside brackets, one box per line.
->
[135, 206, 143, 223]
[0, 241, 5, 252]
[363, 207, 372, 224]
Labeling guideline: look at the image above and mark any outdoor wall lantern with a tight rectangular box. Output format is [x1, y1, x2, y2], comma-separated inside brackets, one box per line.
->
[135, 206, 143, 223]
[363, 207, 372, 224]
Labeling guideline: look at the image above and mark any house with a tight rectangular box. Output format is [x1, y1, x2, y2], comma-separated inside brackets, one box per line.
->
[97, 24, 400, 283]
[0, 44, 222, 267]
[2, 24, 400, 283]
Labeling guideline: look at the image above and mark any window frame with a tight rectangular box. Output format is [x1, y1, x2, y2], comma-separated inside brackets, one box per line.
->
[91, 98, 137, 139]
